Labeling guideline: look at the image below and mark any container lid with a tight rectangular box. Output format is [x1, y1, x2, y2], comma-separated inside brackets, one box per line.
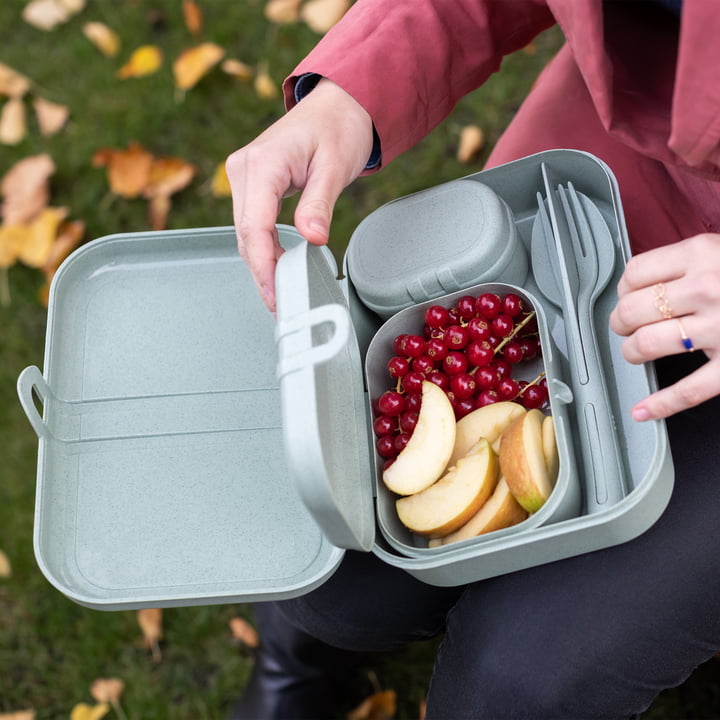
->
[275, 241, 376, 552]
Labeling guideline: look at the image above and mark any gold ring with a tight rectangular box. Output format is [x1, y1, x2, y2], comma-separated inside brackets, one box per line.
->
[653, 282, 674, 319]
[677, 318, 695, 352]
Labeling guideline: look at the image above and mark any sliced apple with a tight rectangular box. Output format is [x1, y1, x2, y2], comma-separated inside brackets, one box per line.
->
[395, 437, 499, 537]
[542, 414, 559, 483]
[449, 401, 526, 465]
[382, 380, 456, 496]
[499, 409, 555, 513]
[440, 476, 528, 545]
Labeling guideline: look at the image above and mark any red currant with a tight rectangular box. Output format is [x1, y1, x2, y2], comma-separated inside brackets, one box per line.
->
[401, 371, 425, 394]
[496, 377, 520, 401]
[387, 356, 410, 377]
[522, 384, 548, 409]
[424, 304, 450, 329]
[377, 390, 406, 416]
[456, 295, 477, 320]
[467, 316, 491, 342]
[466, 340, 494, 367]
[426, 337, 448, 362]
[502, 341, 524, 364]
[403, 334, 426, 358]
[450, 372, 477, 399]
[427, 370, 449, 390]
[501, 293, 524, 317]
[443, 351, 469, 375]
[444, 325, 470, 350]
[475, 293, 501, 319]
[475, 365, 499, 390]
[394, 433, 411, 453]
[392, 334, 408, 355]
[491, 313, 514, 338]
[376, 436, 397, 458]
[454, 398, 476, 419]
[373, 415, 396, 436]
[476, 389, 499, 407]
[405, 392, 422, 413]
[399, 412, 419, 433]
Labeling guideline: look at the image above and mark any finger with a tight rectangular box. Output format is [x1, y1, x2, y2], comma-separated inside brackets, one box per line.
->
[630, 356, 717, 421]
[620, 315, 705, 364]
[616, 242, 689, 296]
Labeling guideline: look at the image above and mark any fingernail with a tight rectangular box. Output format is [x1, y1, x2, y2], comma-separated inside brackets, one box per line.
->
[632, 406, 651, 422]
[308, 218, 328, 236]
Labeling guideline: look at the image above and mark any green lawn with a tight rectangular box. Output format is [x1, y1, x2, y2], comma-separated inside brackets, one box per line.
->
[2, 2, 719, 718]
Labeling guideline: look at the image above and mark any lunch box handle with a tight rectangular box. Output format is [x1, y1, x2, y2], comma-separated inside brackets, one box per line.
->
[17, 366, 50, 439]
[276, 303, 351, 378]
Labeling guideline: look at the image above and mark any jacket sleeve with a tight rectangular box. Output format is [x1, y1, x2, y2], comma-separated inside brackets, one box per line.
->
[282, 0, 556, 168]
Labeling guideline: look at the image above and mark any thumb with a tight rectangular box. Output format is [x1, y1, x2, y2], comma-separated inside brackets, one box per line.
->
[293, 168, 345, 246]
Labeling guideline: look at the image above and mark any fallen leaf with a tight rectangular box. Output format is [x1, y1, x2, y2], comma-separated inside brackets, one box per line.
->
[300, 0, 350, 34]
[58, 0, 86, 13]
[346, 690, 397, 720]
[229, 617, 260, 648]
[523, 41, 537, 56]
[14, 207, 69, 268]
[1, 153, 55, 226]
[0, 711, 36, 720]
[33, 96, 69, 137]
[0, 226, 24, 269]
[143, 156, 196, 230]
[82, 21, 120, 57]
[92, 142, 154, 198]
[69, 703, 110, 720]
[418, 697, 427, 720]
[41, 218, 84, 276]
[0, 549, 11, 577]
[90, 678, 124, 705]
[211, 162, 231, 196]
[173, 42, 225, 91]
[0, 98, 27, 145]
[264, 0, 302, 24]
[221, 58, 253, 81]
[137, 608, 163, 662]
[22, 0, 70, 30]
[456, 124, 485, 164]
[117, 45, 163, 79]
[183, 0, 203, 34]
[0, 62, 31, 98]
[254, 62, 278, 99]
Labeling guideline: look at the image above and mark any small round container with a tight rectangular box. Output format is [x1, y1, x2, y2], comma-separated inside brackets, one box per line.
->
[345, 180, 528, 319]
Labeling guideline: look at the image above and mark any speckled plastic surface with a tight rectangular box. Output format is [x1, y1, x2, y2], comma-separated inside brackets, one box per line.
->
[18, 149, 674, 608]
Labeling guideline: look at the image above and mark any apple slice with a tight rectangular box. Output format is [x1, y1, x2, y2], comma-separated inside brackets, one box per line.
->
[449, 401, 526, 465]
[499, 409, 555, 513]
[395, 437, 499, 537]
[382, 380, 456, 496]
[440, 476, 528, 545]
[542, 414, 559, 482]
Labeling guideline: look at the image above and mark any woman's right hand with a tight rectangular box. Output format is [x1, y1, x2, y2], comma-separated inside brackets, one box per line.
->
[226, 77, 375, 312]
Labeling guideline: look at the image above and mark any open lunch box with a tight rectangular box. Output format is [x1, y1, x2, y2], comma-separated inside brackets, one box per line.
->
[17, 149, 674, 610]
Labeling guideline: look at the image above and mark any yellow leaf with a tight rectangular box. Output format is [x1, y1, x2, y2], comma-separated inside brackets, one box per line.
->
[92, 142, 154, 198]
[0, 226, 24, 268]
[0, 62, 31, 98]
[0, 98, 27, 145]
[254, 63, 278, 100]
[22, 0, 70, 30]
[117, 45, 163, 79]
[82, 22, 120, 57]
[0, 549, 11, 577]
[346, 690, 397, 720]
[264, 0, 302, 24]
[33, 96, 69, 137]
[456, 124, 485, 164]
[229, 617, 260, 648]
[173, 42, 225, 91]
[41, 218, 84, 278]
[0, 711, 36, 720]
[90, 678, 124, 705]
[69, 703, 110, 720]
[137, 608, 163, 662]
[211, 162, 231, 197]
[300, 0, 350, 34]
[221, 58, 253, 82]
[1, 153, 55, 225]
[183, 0, 203, 35]
[16, 207, 68, 268]
[143, 157, 196, 199]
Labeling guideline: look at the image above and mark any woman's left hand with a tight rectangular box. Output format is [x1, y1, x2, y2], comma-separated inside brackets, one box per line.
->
[609, 233, 720, 421]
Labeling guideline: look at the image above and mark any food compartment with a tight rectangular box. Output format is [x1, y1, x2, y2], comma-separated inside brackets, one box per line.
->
[365, 282, 580, 558]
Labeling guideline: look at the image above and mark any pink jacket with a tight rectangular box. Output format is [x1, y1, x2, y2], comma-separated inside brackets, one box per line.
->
[284, 0, 720, 254]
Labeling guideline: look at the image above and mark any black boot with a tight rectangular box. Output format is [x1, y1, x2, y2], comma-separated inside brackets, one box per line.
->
[230, 602, 360, 720]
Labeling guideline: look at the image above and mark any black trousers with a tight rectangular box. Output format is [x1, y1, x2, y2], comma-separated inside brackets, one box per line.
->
[265, 352, 720, 719]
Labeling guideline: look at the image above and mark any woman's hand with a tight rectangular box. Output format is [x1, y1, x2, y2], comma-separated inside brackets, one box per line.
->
[609, 233, 720, 420]
[225, 78, 374, 312]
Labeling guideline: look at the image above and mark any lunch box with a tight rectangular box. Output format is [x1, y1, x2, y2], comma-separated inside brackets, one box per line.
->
[17, 149, 674, 610]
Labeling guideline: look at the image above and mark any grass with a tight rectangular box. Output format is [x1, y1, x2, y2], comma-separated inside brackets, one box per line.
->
[1, 2, 719, 718]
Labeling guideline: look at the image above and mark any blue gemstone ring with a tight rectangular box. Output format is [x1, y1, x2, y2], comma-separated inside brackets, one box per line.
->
[677, 318, 695, 352]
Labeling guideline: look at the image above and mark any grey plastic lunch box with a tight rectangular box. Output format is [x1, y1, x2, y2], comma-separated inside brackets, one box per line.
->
[17, 149, 674, 610]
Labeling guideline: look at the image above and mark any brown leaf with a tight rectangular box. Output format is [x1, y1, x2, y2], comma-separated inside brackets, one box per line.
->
[0, 98, 27, 145]
[33, 96, 69, 137]
[173, 42, 225, 91]
[221, 58, 253, 82]
[38, 219, 85, 304]
[89, 678, 124, 705]
[346, 690, 397, 720]
[143, 157, 196, 198]
[254, 62, 278, 100]
[0, 711, 36, 720]
[264, 0, 302, 24]
[418, 697, 427, 720]
[117, 45, 163, 79]
[0, 62, 31, 98]
[82, 22, 121, 57]
[456, 124, 485, 164]
[229, 617, 260, 648]
[22, 0, 70, 30]
[0, 549, 11, 578]
[183, 0, 203, 35]
[1, 153, 55, 225]
[92, 142, 154, 198]
[137, 608, 163, 662]
[300, 0, 350, 34]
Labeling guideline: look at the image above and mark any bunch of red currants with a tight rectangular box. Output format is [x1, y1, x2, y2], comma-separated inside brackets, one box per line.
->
[372, 291, 549, 464]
